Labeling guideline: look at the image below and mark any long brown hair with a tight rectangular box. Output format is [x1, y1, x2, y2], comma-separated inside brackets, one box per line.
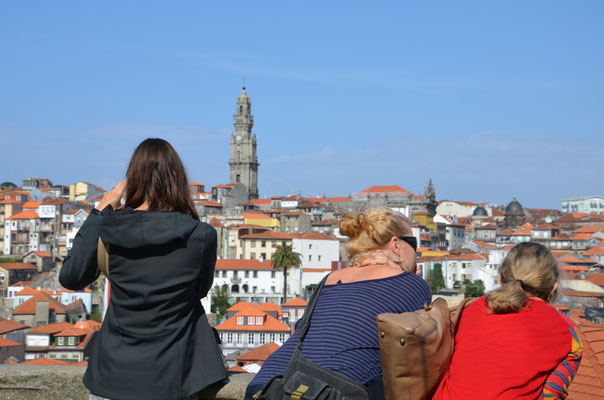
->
[485, 242, 558, 314]
[124, 138, 199, 219]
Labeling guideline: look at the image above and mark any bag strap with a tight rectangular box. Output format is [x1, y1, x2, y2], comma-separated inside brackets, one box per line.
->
[296, 274, 329, 349]
[97, 237, 110, 277]
[451, 297, 476, 335]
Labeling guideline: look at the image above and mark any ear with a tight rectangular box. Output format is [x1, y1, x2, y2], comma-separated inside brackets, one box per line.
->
[387, 236, 398, 253]
[497, 274, 503, 285]
[548, 282, 558, 300]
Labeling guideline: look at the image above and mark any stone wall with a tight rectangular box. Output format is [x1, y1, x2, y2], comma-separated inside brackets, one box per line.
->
[0, 365, 254, 399]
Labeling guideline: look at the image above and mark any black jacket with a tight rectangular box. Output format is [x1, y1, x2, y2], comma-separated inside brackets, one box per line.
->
[59, 208, 227, 400]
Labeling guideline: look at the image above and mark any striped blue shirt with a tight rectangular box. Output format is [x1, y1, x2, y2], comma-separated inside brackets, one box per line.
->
[247, 272, 432, 392]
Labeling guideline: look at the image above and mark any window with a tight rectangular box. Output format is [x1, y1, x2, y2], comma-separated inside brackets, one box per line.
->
[237, 316, 244, 325]
[283, 311, 289, 318]
[236, 333, 242, 344]
[318, 255, 321, 261]
[253, 271, 258, 278]
[309, 244, 312, 250]
[215, 271, 219, 278]
[252, 286, 257, 293]
[272, 242, 277, 248]
[248, 333, 254, 344]
[259, 333, 266, 344]
[261, 241, 266, 248]
[251, 252, 256, 259]
[251, 241, 256, 248]
[226, 333, 233, 343]
[256, 316, 263, 325]
[271, 271, 276, 278]
[58, 337, 64, 345]
[271, 286, 276, 293]
[269, 333, 276, 342]
[61, 354, 68, 359]
[298, 309, 304, 318]
[248, 316, 255, 325]
[309, 255, 312, 261]
[279, 334, 287, 342]
[222, 271, 227, 278]
[261, 253, 267, 259]
[68, 337, 75, 346]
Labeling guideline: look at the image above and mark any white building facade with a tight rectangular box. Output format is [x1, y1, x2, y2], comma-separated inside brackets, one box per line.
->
[562, 195, 604, 215]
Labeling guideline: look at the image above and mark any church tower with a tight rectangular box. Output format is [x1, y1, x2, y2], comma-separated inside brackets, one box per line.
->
[229, 86, 259, 199]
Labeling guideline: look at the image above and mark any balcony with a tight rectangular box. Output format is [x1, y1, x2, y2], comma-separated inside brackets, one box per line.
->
[230, 277, 242, 284]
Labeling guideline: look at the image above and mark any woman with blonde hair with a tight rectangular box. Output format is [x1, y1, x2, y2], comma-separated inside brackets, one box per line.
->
[60, 138, 227, 400]
[433, 241, 583, 399]
[246, 208, 431, 399]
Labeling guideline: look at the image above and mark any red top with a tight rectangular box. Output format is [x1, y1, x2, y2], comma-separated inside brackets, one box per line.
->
[433, 297, 574, 400]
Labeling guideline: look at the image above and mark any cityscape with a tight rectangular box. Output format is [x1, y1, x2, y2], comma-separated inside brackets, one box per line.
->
[1, 86, 604, 398]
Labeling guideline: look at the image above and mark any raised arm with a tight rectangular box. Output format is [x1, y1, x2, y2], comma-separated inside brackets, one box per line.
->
[542, 323, 583, 399]
[59, 210, 102, 290]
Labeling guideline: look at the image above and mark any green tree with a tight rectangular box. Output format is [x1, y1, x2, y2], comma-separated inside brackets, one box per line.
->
[0, 258, 20, 263]
[271, 242, 302, 304]
[89, 309, 103, 323]
[465, 279, 485, 298]
[427, 263, 445, 294]
[211, 284, 231, 318]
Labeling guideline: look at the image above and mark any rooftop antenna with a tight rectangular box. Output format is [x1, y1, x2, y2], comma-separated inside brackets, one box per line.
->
[242, 76, 246, 90]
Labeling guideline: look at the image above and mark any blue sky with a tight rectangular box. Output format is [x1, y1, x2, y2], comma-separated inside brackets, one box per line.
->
[1, 1, 602, 209]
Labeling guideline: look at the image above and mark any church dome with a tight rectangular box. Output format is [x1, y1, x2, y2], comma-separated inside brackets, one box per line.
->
[473, 206, 488, 217]
[505, 197, 523, 214]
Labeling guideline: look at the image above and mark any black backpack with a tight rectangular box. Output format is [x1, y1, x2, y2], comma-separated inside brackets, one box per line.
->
[252, 276, 369, 400]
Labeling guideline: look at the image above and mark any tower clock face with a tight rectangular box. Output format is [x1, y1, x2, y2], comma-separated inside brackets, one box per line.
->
[236, 135, 241, 141]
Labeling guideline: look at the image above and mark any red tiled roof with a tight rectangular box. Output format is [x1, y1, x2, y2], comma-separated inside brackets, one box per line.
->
[584, 247, 604, 256]
[0, 263, 37, 271]
[22, 201, 41, 209]
[228, 365, 248, 372]
[573, 233, 595, 241]
[55, 327, 88, 337]
[562, 264, 590, 272]
[302, 268, 332, 273]
[512, 223, 533, 236]
[0, 317, 30, 334]
[198, 201, 223, 207]
[573, 226, 604, 234]
[567, 322, 604, 399]
[357, 185, 412, 195]
[209, 218, 225, 228]
[215, 311, 289, 332]
[20, 358, 71, 366]
[237, 342, 281, 362]
[475, 224, 497, 230]
[74, 320, 102, 331]
[447, 252, 486, 261]
[587, 274, 604, 287]
[251, 198, 272, 205]
[256, 303, 284, 317]
[14, 293, 67, 315]
[558, 255, 597, 265]
[497, 229, 515, 235]
[471, 241, 497, 248]
[7, 209, 39, 220]
[241, 231, 294, 240]
[282, 297, 307, 307]
[227, 302, 252, 312]
[216, 259, 274, 271]
[0, 337, 23, 347]
[41, 197, 68, 206]
[28, 322, 74, 335]
[189, 181, 204, 186]
[295, 233, 336, 240]
[212, 184, 236, 189]
[33, 251, 52, 257]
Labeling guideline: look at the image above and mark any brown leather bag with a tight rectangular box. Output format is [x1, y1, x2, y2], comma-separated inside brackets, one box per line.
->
[376, 297, 475, 400]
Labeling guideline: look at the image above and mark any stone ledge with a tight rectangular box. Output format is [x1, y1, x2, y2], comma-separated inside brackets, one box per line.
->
[0, 365, 254, 400]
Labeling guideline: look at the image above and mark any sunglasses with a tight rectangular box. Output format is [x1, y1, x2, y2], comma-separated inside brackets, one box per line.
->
[397, 236, 418, 252]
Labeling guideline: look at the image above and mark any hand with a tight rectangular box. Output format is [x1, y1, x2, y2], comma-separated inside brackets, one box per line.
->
[96, 180, 127, 211]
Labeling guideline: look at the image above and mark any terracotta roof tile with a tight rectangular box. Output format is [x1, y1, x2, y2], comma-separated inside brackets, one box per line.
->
[33, 251, 53, 257]
[357, 185, 412, 195]
[587, 274, 604, 287]
[54, 327, 88, 337]
[282, 297, 308, 307]
[0, 263, 38, 271]
[240, 231, 294, 240]
[0, 317, 30, 334]
[14, 292, 67, 315]
[20, 358, 71, 366]
[28, 322, 74, 335]
[216, 311, 289, 332]
[228, 365, 248, 372]
[7, 210, 38, 220]
[584, 247, 604, 256]
[558, 255, 598, 265]
[22, 201, 41, 209]
[74, 320, 102, 331]
[237, 342, 281, 362]
[295, 233, 336, 240]
[216, 259, 274, 271]
[0, 337, 24, 347]
[251, 198, 272, 205]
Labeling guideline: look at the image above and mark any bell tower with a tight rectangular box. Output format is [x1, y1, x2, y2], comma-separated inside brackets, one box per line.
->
[229, 86, 259, 199]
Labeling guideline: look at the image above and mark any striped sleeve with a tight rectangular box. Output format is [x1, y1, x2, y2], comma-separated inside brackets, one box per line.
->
[542, 323, 583, 399]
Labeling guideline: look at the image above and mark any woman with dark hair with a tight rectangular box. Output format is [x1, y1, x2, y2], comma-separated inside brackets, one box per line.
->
[60, 138, 227, 400]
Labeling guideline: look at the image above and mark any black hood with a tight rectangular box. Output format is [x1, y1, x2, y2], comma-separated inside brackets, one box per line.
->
[98, 211, 199, 249]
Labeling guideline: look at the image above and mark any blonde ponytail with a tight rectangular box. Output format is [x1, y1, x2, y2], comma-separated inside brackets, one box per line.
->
[485, 242, 558, 314]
